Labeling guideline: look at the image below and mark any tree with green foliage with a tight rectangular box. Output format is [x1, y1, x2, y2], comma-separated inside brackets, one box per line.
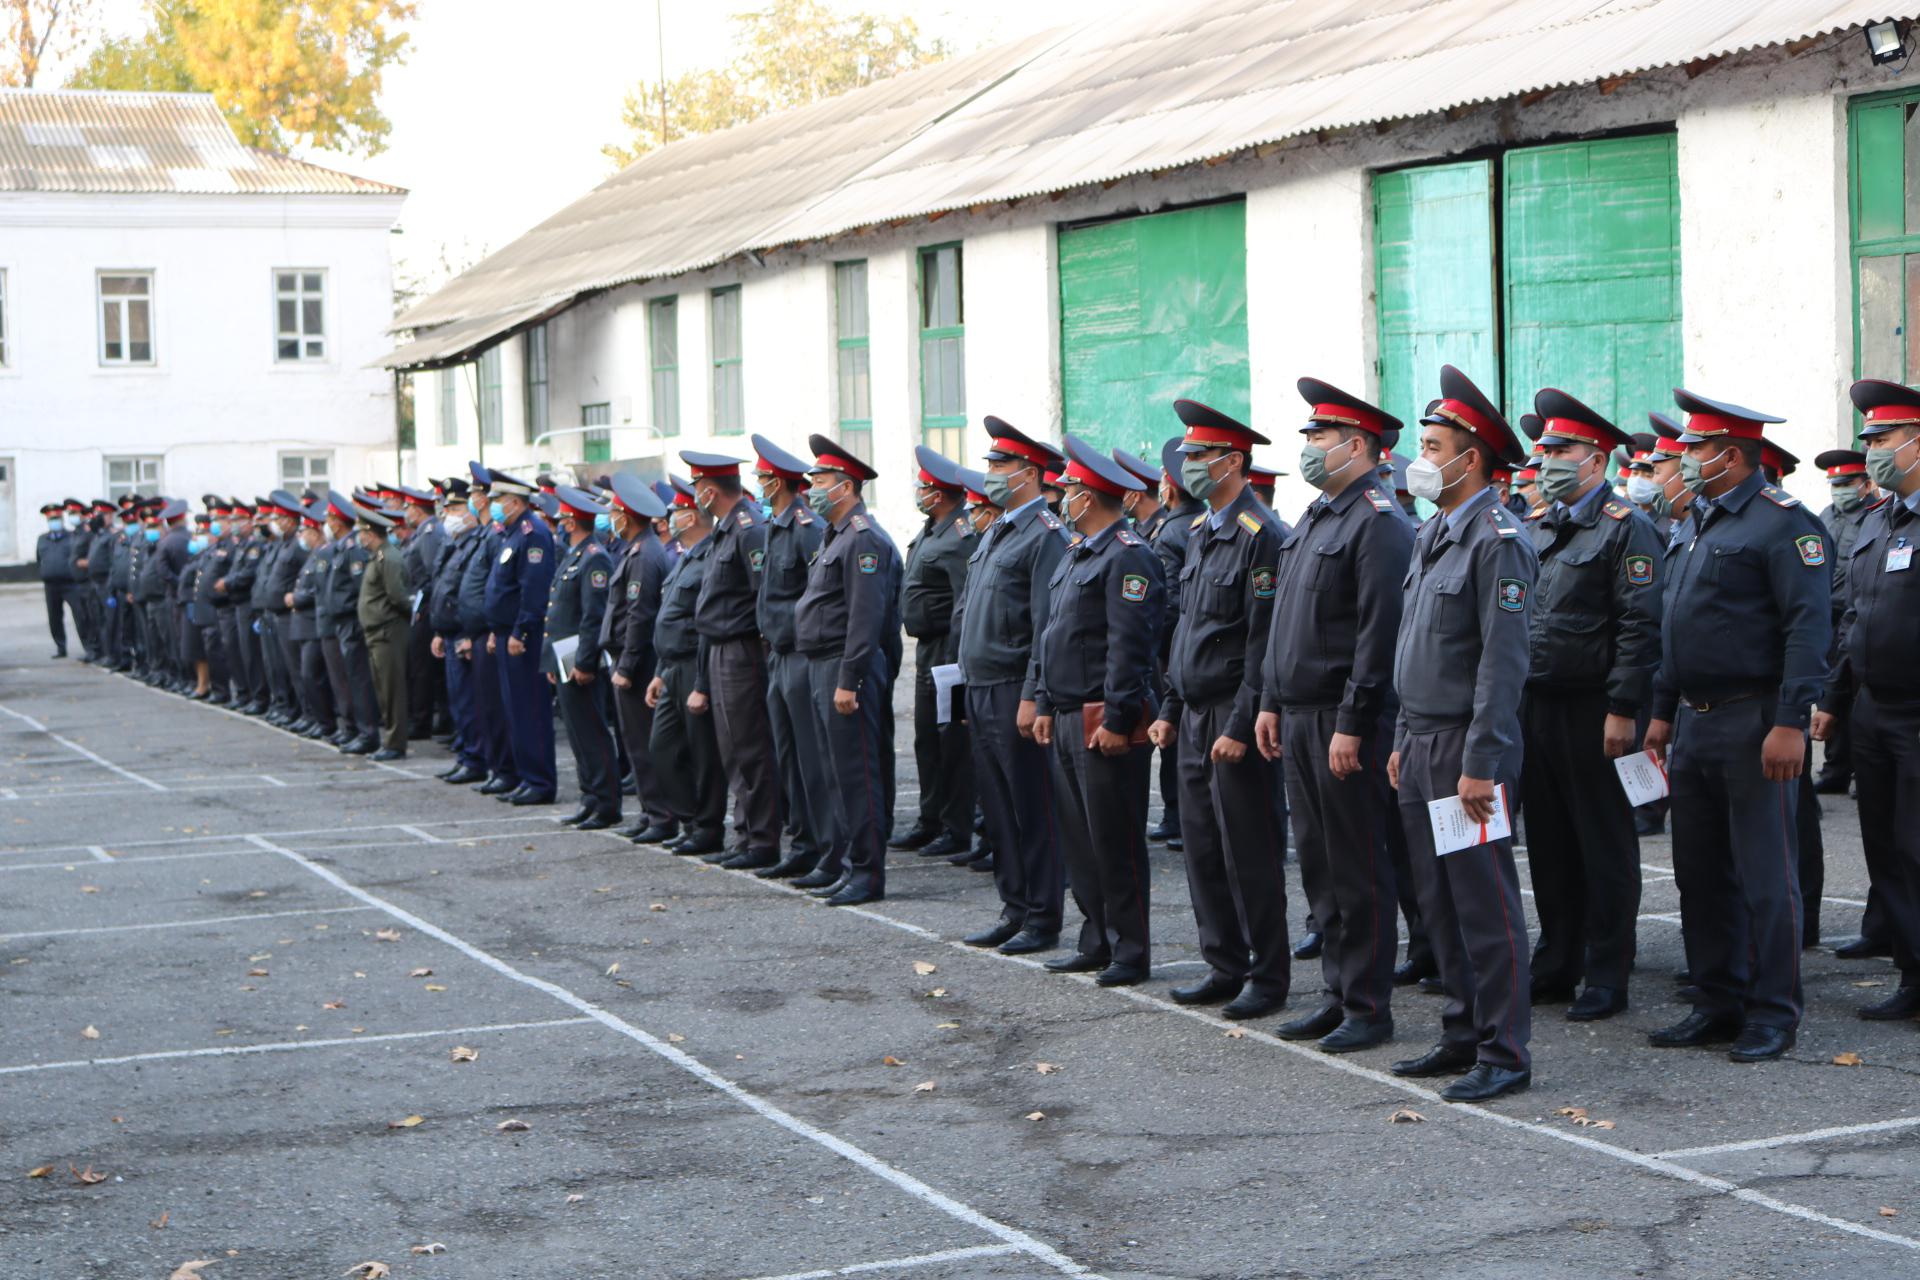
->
[603, 0, 947, 169]
[68, 0, 417, 157]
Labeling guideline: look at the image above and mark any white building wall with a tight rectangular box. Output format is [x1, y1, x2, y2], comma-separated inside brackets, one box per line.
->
[959, 222, 1060, 456]
[0, 191, 402, 563]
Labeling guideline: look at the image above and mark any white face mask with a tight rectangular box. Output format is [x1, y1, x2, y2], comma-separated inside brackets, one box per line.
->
[1625, 475, 1660, 506]
[1406, 450, 1470, 502]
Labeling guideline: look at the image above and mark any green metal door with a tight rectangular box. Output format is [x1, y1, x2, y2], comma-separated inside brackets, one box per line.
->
[1373, 160, 1499, 447]
[1503, 134, 1681, 428]
[1058, 201, 1250, 456]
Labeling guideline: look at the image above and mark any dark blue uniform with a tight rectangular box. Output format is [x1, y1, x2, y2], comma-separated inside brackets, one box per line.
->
[485, 511, 558, 797]
[651, 534, 726, 845]
[461, 521, 512, 784]
[605, 527, 674, 833]
[759, 499, 832, 864]
[430, 526, 487, 775]
[545, 534, 616, 817]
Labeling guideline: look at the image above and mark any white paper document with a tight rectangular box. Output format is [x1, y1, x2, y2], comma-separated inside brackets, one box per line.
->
[551, 634, 580, 683]
[932, 663, 963, 725]
[1613, 749, 1670, 807]
[1426, 784, 1513, 856]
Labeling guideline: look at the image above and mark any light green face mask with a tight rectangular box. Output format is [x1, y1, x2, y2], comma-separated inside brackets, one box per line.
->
[1679, 449, 1728, 495]
[1830, 484, 1865, 513]
[1866, 438, 1918, 490]
[1181, 454, 1223, 501]
[982, 466, 1031, 510]
[805, 480, 840, 518]
[1299, 441, 1362, 491]
[1537, 456, 1588, 505]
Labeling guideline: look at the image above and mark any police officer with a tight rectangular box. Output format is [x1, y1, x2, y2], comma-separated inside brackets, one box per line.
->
[238, 497, 280, 715]
[1515, 390, 1664, 1022]
[214, 500, 253, 704]
[1149, 402, 1290, 1020]
[602, 473, 675, 841]
[429, 482, 488, 784]
[647, 478, 728, 854]
[149, 499, 192, 690]
[1383, 366, 1536, 1103]
[892, 445, 976, 859]
[1815, 378, 1920, 1019]
[35, 501, 79, 658]
[1643, 390, 1830, 1063]
[483, 468, 558, 805]
[794, 435, 902, 906]
[750, 435, 833, 878]
[399, 485, 447, 741]
[957, 418, 1071, 953]
[287, 498, 336, 739]
[1806, 450, 1877, 797]
[1252, 378, 1412, 1052]
[189, 498, 233, 703]
[1033, 436, 1165, 985]
[356, 506, 411, 760]
[459, 468, 516, 794]
[1144, 437, 1204, 852]
[545, 485, 619, 828]
[319, 493, 374, 751]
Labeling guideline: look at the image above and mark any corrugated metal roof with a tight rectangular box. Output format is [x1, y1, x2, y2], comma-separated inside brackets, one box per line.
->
[0, 90, 405, 195]
[387, 0, 1912, 365]
[378, 298, 573, 373]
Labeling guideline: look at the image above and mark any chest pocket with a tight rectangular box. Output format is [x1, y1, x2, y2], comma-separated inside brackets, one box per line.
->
[1305, 542, 1342, 590]
[1202, 564, 1243, 619]
[1545, 544, 1606, 610]
[1427, 573, 1469, 627]
[1699, 541, 1760, 589]
[1069, 562, 1102, 614]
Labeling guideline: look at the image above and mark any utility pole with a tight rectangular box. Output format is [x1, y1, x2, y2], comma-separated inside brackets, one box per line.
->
[656, 0, 668, 146]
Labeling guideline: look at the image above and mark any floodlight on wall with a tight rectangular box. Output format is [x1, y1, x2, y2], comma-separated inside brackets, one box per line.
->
[1865, 20, 1910, 67]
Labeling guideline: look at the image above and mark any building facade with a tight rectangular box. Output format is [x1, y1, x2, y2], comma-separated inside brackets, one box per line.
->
[0, 90, 405, 564]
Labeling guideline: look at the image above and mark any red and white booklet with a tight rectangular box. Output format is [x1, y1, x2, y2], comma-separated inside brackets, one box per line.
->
[1426, 784, 1513, 855]
[1614, 749, 1670, 807]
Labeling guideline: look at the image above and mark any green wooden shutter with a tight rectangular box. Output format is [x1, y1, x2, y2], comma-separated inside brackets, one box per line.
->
[1373, 161, 1499, 445]
[1502, 134, 1681, 429]
[1059, 202, 1250, 456]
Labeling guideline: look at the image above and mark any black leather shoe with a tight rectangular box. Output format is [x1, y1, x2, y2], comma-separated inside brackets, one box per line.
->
[369, 748, 406, 762]
[1165, 835, 1183, 852]
[887, 824, 935, 851]
[442, 765, 487, 785]
[1859, 987, 1920, 1020]
[575, 812, 618, 832]
[510, 789, 556, 806]
[1318, 1017, 1394, 1055]
[560, 805, 592, 826]
[951, 844, 989, 866]
[668, 833, 718, 854]
[1095, 963, 1148, 987]
[701, 847, 736, 864]
[1812, 772, 1852, 795]
[478, 774, 518, 795]
[1146, 817, 1180, 842]
[1633, 809, 1666, 836]
[825, 883, 883, 907]
[1648, 1010, 1742, 1048]
[1530, 978, 1577, 1004]
[758, 853, 816, 880]
[1393, 956, 1437, 986]
[1276, 1005, 1344, 1041]
[341, 737, 376, 755]
[726, 849, 780, 872]
[1566, 986, 1628, 1021]
[1043, 951, 1110, 973]
[1418, 975, 1446, 995]
[1835, 936, 1893, 959]
[967, 853, 996, 872]
[963, 921, 1020, 949]
[634, 824, 680, 845]
[998, 929, 1059, 956]
[1728, 1024, 1795, 1062]
[1442, 1063, 1531, 1103]
[1390, 1044, 1476, 1078]
[792, 867, 842, 890]
[1169, 975, 1244, 1006]
[808, 874, 852, 899]
[300, 725, 328, 740]
[918, 832, 964, 858]
[1291, 931, 1323, 961]
[1222, 987, 1287, 1020]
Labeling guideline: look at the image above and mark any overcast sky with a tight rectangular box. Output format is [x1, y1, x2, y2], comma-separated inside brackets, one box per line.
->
[58, 0, 1117, 292]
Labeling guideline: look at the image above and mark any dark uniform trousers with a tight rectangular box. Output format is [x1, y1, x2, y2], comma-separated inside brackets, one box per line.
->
[912, 633, 973, 842]
[1178, 701, 1289, 996]
[1282, 706, 1395, 1022]
[768, 648, 834, 857]
[1520, 687, 1642, 991]
[809, 649, 890, 892]
[708, 637, 781, 852]
[216, 609, 242, 698]
[43, 579, 76, 652]
[499, 639, 556, 793]
[408, 612, 441, 734]
[1852, 690, 1920, 986]
[1050, 713, 1151, 969]
[148, 599, 178, 677]
[1798, 743, 1824, 946]
[968, 681, 1062, 934]
[613, 681, 671, 828]
[339, 622, 381, 738]
[1667, 699, 1803, 1030]
[652, 655, 725, 839]
[367, 622, 409, 751]
[1396, 723, 1530, 1070]
[470, 643, 515, 783]
[275, 612, 299, 716]
[230, 606, 258, 700]
[299, 635, 336, 734]
[556, 674, 618, 814]
[443, 649, 484, 772]
[320, 633, 351, 732]
[260, 612, 292, 707]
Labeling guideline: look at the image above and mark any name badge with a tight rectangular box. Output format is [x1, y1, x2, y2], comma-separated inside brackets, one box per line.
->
[1889, 543, 1914, 573]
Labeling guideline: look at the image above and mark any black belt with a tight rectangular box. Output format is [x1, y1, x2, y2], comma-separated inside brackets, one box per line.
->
[1679, 688, 1766, 713]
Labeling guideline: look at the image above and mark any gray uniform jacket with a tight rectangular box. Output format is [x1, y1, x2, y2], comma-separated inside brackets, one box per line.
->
[290, 540, 328, 641]
[654, 535, 714, 666]
[1823, 493, 1920, 709]
[692, 502, 766, 694]
[1163, 486, 1285, 743]
[543, 536, 611, 673]
[956, 498, 1070, 698]
[1034, 521, 1165, 734]
[35, 528, 76, 580]
[1525, 486, 1665, 714]
[265, 536, 307, 615]
[1817, 498, 1877, 618]
[757, 501, 823, 654]
[604, 532, 672, 680]
[1393, 488, 1538, 778]
[900, 508, 972, 640]
[795, 504, 902, 694]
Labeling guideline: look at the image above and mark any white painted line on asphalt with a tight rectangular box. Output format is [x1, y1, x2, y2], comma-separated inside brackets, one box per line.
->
[3, 813, 556, 858]
[260, 774, 289, 787]
[0, 847, 274, 873]
[1653, 1116, 1920, 1162]
[84, 845, 113, 864]
[0, 1017, 594, 1076]
[0, 702, 168, 791]
[736, 1243, 1023, 1280]
[244, 832, 1094, 1278]
[396, 824, 446, 844]
[0, 904, 375, 942]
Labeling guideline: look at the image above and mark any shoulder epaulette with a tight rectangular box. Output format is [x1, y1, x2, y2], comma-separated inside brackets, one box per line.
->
[736, 508, 753, 527]
[1603, 500, 1630, 521]
[957, 522, 975, 539]
[584, 540, 607, 556]
[1236, 510, 1263, 537]
[850, 513, 870, 532]
[1038, 510, 1062, 531]
[1525, 503, 1548, 522]
[1115, 528, 1143, 546]
[1868, 493, 1893, 512]
[1366, 490, 1394, 513]
[519, 519, 532, 533]
[1190, 513, 1207, 530]
[1762, 486, 1801, 508]
[795, 505, 815, 523]
[1068, 532, 1084, 547]
[1488, 507, 1523, 538]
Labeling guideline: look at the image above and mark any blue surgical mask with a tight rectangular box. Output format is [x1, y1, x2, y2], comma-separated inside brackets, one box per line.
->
[144, 528, 160, 544]
[187, 537, 206, 555]
[489, 501, 505, 525]
[594, 513, 612, 532]
[210, 520, 224, 536]
[47, 515, 62, 530]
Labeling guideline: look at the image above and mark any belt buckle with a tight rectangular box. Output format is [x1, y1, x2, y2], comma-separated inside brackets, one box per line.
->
[1693, 697, 1711, 714]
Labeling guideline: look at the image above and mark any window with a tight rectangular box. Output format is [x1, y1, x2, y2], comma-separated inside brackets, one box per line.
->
[280, 452, 332, 490]
[835, 260, 873, 464]
[274, 269, 326, 361]
[436, 367, 458, 445]
[0, 268, 8, 366]
[105, 455, 161, 501]
[582, 402, 612, 464]
[649, 296, 679, 437]
[1851, 90, 1920, 415]
[919, 244, 966, 458]
[98, 272, 154, 365]
[477, 346, 503, 446]
[523, 324, 550, 445]
[710, 285, 743, 434]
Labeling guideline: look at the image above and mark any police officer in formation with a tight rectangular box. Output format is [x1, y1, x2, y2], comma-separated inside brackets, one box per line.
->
[41, 364, 1920, 1103]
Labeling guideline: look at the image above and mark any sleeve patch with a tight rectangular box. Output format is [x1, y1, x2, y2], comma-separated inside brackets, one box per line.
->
[627, 580, 641, 600]
[1236, 511, 1263, 536]
[527, 546, 543, 564]
[1497, 578, 1527, 611]
[1116, 528, 1142, 546]
[1625, 554, 1654, 586]
[748, 548, 765, 570]
[1251, 566, 1276, 598]
[857, 551, 879, 574]
[1120, 573, 1149, 602]
[589, 569, 608, 589]
[350, 560, 364, 576]
[1603, 500, 1630, 521]
[1796, 533, 1826, 567]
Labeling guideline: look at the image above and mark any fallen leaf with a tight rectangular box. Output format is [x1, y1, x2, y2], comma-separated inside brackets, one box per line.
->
[1554, 1106, 1589, 1120]
[387, 1115, 424, 1129]
[247, 969, 268, 977]
[648, 902, 667, 912]
[881, 1055, 905, 1067]
[565, 1193, 585, 1204]
[914, 1080, 937, 1092]
[1833, 1051, 1864, 1067]
[1025, 1111, 1046, 1122]
[169, 1263, 217, 1280]
[927, 988, 947, 998]
[1035, 1062, 1060, 1075]
[424, 984, 447, 992]
[71, 1164, 107, 1185]
[81, 1025, 100, 1040]
[605, 962, 620, 976]
[1389, 1109, 1426, 1124]
[1591, 1120, 1617, 1130]
[496, 1119, 530, 1132]
[935, 1022, 960, 1029]
[912, 961, 937, 976]
[449, 1046, 478, 1063]
[150, 1210, 169, 1229]
[344, 1265, 390, 1279]
[1853, 979, 1887, 988]
[614, 979, 633, 989]
[295, 1025, 309, 1032]
[594, 886, 613, 894]
[352, 971, 366, 979]
[373, 928, 402, 943]
[247, 890, 268, 899]
[27, 1165, 52, 1178]
[409, 1243, 446, 1255]
[667, 1033, 686, 1043]
[249, 953, 271, 962]
[80, 885, 99, 894]
[323, 1000, 345, 1010]
[1881, 1206, 1899, 1218]
[1224, 1028, 1246, 1039]
[409, 968, 432, 978]
[350, 1027, 365, 1034]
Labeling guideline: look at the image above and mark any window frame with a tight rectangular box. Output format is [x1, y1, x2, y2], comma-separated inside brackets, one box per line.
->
[709, 284, 744, 435]
[1848, 87, 1920, 433]
[918, 243, 966, 457]
[835, 259, 872, 434]
[278, 451, 333, 491]
[523, 324, 550, 445]
[97, 270, 156, 367]
[649, 296, 680, 438]
[104, 454, 162, 501]
[582, 401, 612, 464]
[272, 268, 327, 363]
[0, 266, 9, 367]
[436, 366, 459, 446]
[477, 346, 504, 446]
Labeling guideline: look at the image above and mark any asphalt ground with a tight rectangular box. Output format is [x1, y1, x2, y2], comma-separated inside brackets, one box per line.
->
[2, 582, 1918, 1280]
